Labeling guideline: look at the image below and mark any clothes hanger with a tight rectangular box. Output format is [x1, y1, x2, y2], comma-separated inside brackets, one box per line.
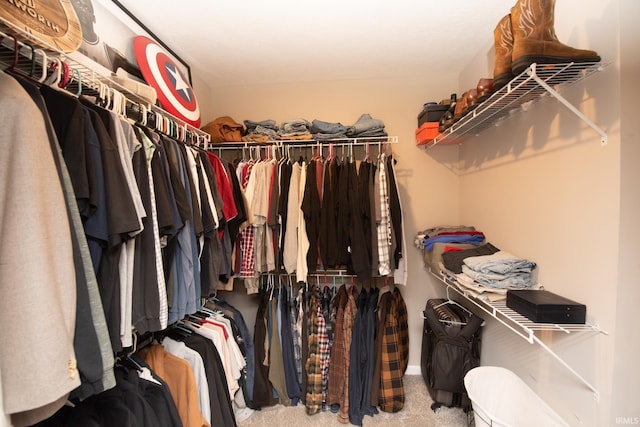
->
[67, 67, 82, 96]
[433, 287, 473, 317]
[171, 321, 193, 336]
[44, 58, 62, 87]
[34, 49, 48, 83]
[4, 33, 20, 74]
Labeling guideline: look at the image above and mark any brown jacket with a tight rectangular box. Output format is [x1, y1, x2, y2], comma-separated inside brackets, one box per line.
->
[201, 116, 244, 143]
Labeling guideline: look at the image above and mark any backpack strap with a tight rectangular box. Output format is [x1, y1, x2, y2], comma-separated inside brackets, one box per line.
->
[459, 313, 484, 340]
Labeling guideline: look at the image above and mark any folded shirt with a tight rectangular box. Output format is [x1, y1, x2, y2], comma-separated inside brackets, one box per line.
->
[423, 232, 485, 251]
[461, 266, 536, 289]
[463, 250, 537, 275]
[442, 243, 500, 274]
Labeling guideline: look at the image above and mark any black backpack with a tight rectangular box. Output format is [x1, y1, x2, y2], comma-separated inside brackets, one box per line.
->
[420, 299, 483, 411]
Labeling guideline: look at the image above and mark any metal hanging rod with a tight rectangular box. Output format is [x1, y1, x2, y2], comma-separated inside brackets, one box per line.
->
[206, 135, 398, 150]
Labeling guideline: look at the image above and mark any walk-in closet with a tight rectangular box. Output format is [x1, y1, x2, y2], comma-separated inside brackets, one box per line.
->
[0, 1, 637, 426]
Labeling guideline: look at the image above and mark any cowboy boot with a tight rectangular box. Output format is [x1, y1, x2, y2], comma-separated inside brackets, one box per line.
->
[511, 0, 600, 76]
[493, 14, 514, 91]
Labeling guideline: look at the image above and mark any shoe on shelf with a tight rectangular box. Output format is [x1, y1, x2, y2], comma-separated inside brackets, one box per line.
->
[510, 0, 600, 76]
[476, 78, 494, 103]
[438, 93, 457, 133]
[462, 88, 479, 116]
[493, 14, 515, 91]
[453, 91, 469, 122]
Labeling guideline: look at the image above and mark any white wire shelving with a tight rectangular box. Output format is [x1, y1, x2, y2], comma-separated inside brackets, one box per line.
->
[428, 268, 607, 401]
[423, 61, 608, 149]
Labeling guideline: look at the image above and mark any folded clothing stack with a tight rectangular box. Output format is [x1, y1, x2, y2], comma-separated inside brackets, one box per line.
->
[310, 119, 348, 140]
[416, 225, 540, 301]
[346, 113, 388, 138]
[243, 119, 278, 142]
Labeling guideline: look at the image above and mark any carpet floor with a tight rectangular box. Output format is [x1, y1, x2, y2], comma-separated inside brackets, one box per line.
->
[237, 375, 473, 427]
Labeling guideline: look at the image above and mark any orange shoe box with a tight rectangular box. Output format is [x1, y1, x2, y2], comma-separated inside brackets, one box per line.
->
[415, 122, 441, 146]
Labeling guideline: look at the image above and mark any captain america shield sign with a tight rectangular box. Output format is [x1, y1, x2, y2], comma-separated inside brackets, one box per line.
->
[134, 36, 201, 127]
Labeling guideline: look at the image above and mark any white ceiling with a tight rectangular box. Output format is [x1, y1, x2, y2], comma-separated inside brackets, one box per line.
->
[114, 0, 516, 88]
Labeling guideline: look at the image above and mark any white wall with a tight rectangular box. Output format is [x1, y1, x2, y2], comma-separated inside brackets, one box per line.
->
[453, 1, 633, 425]
[612, 0, 640, 422]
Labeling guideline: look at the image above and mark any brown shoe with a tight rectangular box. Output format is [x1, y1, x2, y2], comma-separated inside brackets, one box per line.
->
[463, 88, 479, 115]
[476, 78, 494, 103]
[511, 0, 600, 76]
[438, 93, 457, 132]
[493, 14, 514, 90]
[453, 91, 469, 122]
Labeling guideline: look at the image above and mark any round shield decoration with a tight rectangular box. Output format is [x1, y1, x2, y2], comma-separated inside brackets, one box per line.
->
[134, 35, 201, 127]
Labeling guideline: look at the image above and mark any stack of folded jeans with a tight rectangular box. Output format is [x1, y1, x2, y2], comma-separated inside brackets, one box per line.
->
[243, 119, 279, 142]
[461, 251, 537, 289]
[277, 118, 313, 140]
[310, 119, 349, 140]
[346, 114, 388, 138]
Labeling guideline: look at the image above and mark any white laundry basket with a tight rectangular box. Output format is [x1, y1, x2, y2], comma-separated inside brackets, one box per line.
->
[464, 366, 569, 427]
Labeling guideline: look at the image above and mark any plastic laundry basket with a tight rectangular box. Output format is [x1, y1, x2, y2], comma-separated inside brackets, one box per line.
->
[464, 366, 569, 427]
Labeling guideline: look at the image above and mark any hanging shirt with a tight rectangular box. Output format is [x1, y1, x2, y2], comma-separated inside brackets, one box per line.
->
[114, 116, 145, 348]
[162, 337, 211, 425]
[283, 162, 301, 274]
[376, 154, 392, 276]
[296, 162, 310, 283]
[0, 72, 80, 422]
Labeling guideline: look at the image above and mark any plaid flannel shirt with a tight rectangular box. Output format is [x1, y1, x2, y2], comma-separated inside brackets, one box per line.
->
[377, 154, 392, 275]
[327, 285, 348, 405]
[378, 292, 405, 413]
[394, 287, 409, 374]
[305, 290, 323, 415]
[338, 290, 358, 424]
[321, 287, 334, 404]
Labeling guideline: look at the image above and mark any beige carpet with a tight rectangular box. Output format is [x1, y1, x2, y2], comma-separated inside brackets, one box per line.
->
[237, 375, 472, 427]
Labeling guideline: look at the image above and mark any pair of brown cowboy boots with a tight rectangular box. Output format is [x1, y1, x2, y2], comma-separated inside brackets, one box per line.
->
[493, 0, 600, 90]
[440, 0, 600, 133]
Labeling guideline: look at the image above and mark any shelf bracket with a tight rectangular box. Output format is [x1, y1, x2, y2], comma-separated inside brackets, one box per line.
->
[531, 334, 600, 402]
[528, 64, 608, 146]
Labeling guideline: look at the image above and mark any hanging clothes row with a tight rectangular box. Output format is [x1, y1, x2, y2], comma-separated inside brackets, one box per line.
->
[249, 277, 409, 426]
[34, 297, 252, 427]
[0, 59, 232, 426]
[215, 138, 408, 295]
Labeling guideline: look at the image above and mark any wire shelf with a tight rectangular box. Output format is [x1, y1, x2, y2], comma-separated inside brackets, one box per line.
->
[423, 61, 607, 149]
[428, 268, 607, 400]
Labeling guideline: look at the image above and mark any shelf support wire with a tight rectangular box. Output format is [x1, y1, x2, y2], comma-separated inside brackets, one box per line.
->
[528, 63, 608, 146]
[531, 333, 600, 402]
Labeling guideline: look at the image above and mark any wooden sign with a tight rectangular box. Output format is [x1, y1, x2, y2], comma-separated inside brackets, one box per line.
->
[0, 0, 82, 53]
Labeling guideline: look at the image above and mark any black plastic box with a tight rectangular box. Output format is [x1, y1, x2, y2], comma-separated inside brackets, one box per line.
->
[418, 104, 449, 127]
[506, 290, 586, 324]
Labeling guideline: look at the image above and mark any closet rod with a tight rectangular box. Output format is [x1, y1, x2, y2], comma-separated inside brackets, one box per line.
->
[207, 136, 398, 150]
[0, 21, 210, 144]
[266, 270, 358, 278]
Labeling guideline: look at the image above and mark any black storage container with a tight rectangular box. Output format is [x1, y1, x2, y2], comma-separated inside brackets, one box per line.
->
[506, 290, 586, 324]
[418, 103, 449, 127]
